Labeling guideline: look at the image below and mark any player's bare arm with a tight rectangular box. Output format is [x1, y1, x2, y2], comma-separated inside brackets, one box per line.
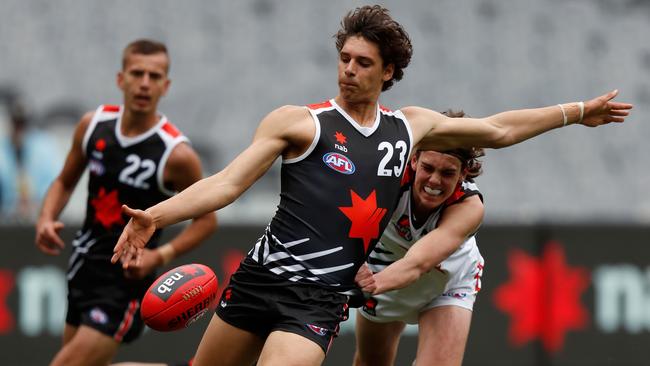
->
[123, 142, 218, 277]
[404, 90, 633, 151]
[112, 105, 315, 266]
[35, 111, 93, 255]
[368, 195, 484, 294]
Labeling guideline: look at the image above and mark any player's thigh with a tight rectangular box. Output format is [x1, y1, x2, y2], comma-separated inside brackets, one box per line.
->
[193, 314, 264, 366]
[415, 305, 472, 366]
[353, 311, 406, 366]
[50, 324, 120, 366]
[257, 330, 325, 366]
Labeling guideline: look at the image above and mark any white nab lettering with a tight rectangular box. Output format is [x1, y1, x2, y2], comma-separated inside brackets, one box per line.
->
[157, 272, 184, 294]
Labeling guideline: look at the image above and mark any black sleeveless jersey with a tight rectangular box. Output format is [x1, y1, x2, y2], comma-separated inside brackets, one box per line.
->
[68, 104, 188, 276]
[249, 99, 413, 290]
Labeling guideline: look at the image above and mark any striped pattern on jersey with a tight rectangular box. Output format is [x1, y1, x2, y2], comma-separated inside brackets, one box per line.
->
[250, 99, 413, 290]
[68, 104, 188, 279]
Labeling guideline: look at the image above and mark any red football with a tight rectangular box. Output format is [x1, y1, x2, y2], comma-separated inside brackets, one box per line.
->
[141, 263, 219, 331]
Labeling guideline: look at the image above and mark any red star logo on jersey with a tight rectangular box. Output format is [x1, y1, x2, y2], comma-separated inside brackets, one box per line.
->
[493, 241, 589, 353]
[338, 190, 387, 253]
[334, 131, 347, 144]
[95, 138, 106, 152]
[90, 187, 125, 229]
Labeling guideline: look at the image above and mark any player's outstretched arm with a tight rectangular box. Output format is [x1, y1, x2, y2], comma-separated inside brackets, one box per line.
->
[122, 143, 218, 275]
[366, 195, 484, 295]
[406, 90, 633, 151]
[112, 105, 312, 267]
[35, 111, 93, 255]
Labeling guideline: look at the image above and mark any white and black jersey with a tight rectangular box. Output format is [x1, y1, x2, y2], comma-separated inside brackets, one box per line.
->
[361, 166, 485, 323]
[369, 165, 483, 269]
[250, 99, 413, 290]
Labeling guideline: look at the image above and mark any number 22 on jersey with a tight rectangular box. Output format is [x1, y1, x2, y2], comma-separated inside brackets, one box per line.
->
[119, 154, 156, 189]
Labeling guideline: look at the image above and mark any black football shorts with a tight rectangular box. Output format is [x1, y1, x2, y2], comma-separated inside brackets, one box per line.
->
[66, 256, 153, 343]
[216, 257, 350, 354]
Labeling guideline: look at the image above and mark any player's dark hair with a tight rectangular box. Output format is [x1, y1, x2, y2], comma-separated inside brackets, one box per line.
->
[415, 109, 485, 179]
[335, 5, 412, 91]
[122, 39, 169, 72]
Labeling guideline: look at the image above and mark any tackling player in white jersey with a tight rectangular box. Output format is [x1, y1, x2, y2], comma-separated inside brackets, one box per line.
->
[354, 110, 485, 366]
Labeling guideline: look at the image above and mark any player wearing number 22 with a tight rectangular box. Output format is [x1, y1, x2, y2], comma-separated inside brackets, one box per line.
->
[35, 39, 216, 366]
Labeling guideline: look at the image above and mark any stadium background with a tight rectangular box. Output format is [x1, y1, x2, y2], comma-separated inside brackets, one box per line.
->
[1, 0, 649, 365]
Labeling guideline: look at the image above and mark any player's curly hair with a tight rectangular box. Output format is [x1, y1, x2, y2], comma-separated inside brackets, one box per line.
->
[334, 5, 413, 91]
[440, 109, 485, 179]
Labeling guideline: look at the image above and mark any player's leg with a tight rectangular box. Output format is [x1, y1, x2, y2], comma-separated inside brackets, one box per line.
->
[50, 324, 120, 366]
[192, 314, 264, 366]
[353, 312, 406, 366]
[61, 323, 78, 345]
[257, 330, 325, 366]
[414, 305, 472, 366]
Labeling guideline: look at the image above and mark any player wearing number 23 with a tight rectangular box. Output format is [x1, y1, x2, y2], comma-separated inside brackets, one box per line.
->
[112, 6, 632, 366]
[35, 39, 216, 366]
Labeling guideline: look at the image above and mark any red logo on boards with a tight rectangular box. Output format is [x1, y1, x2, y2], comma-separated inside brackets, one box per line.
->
[0, 270, 15, 333]
[493, 242, 589, 353]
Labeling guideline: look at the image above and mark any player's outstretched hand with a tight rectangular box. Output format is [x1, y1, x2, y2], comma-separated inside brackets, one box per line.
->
[111, 205, 156, 268]
[35, 219, 65, 255]
[581, 89, 633, 127]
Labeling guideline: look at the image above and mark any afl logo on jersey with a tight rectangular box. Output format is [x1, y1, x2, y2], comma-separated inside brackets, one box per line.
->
[323, 152, 355, 175]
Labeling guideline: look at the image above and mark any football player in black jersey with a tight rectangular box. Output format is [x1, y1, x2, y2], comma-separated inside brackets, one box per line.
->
[35, 39, 217, 366]
[112, 6, 631, 366]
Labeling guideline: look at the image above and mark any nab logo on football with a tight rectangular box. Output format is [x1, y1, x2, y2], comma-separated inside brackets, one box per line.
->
[152, 265, 205, 302]
[323, 152, 355, 175]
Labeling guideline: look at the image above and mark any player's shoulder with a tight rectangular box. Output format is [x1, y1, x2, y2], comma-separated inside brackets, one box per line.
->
[81, 104, 121, 127]
[306, 100, 335, 111]
[168, 140, 198, 164]
[261, 104, 312, 130]
[78, 110, 95, 126]
[271, 104, 311, 118]
[159, 118, 185, 139]
[75, 109, 100, 136]
[445, 181, 483, 206]
[399, 105, 442, 121]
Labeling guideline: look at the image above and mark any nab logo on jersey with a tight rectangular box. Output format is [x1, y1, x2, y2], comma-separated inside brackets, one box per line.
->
[323, 152, 355, 175]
